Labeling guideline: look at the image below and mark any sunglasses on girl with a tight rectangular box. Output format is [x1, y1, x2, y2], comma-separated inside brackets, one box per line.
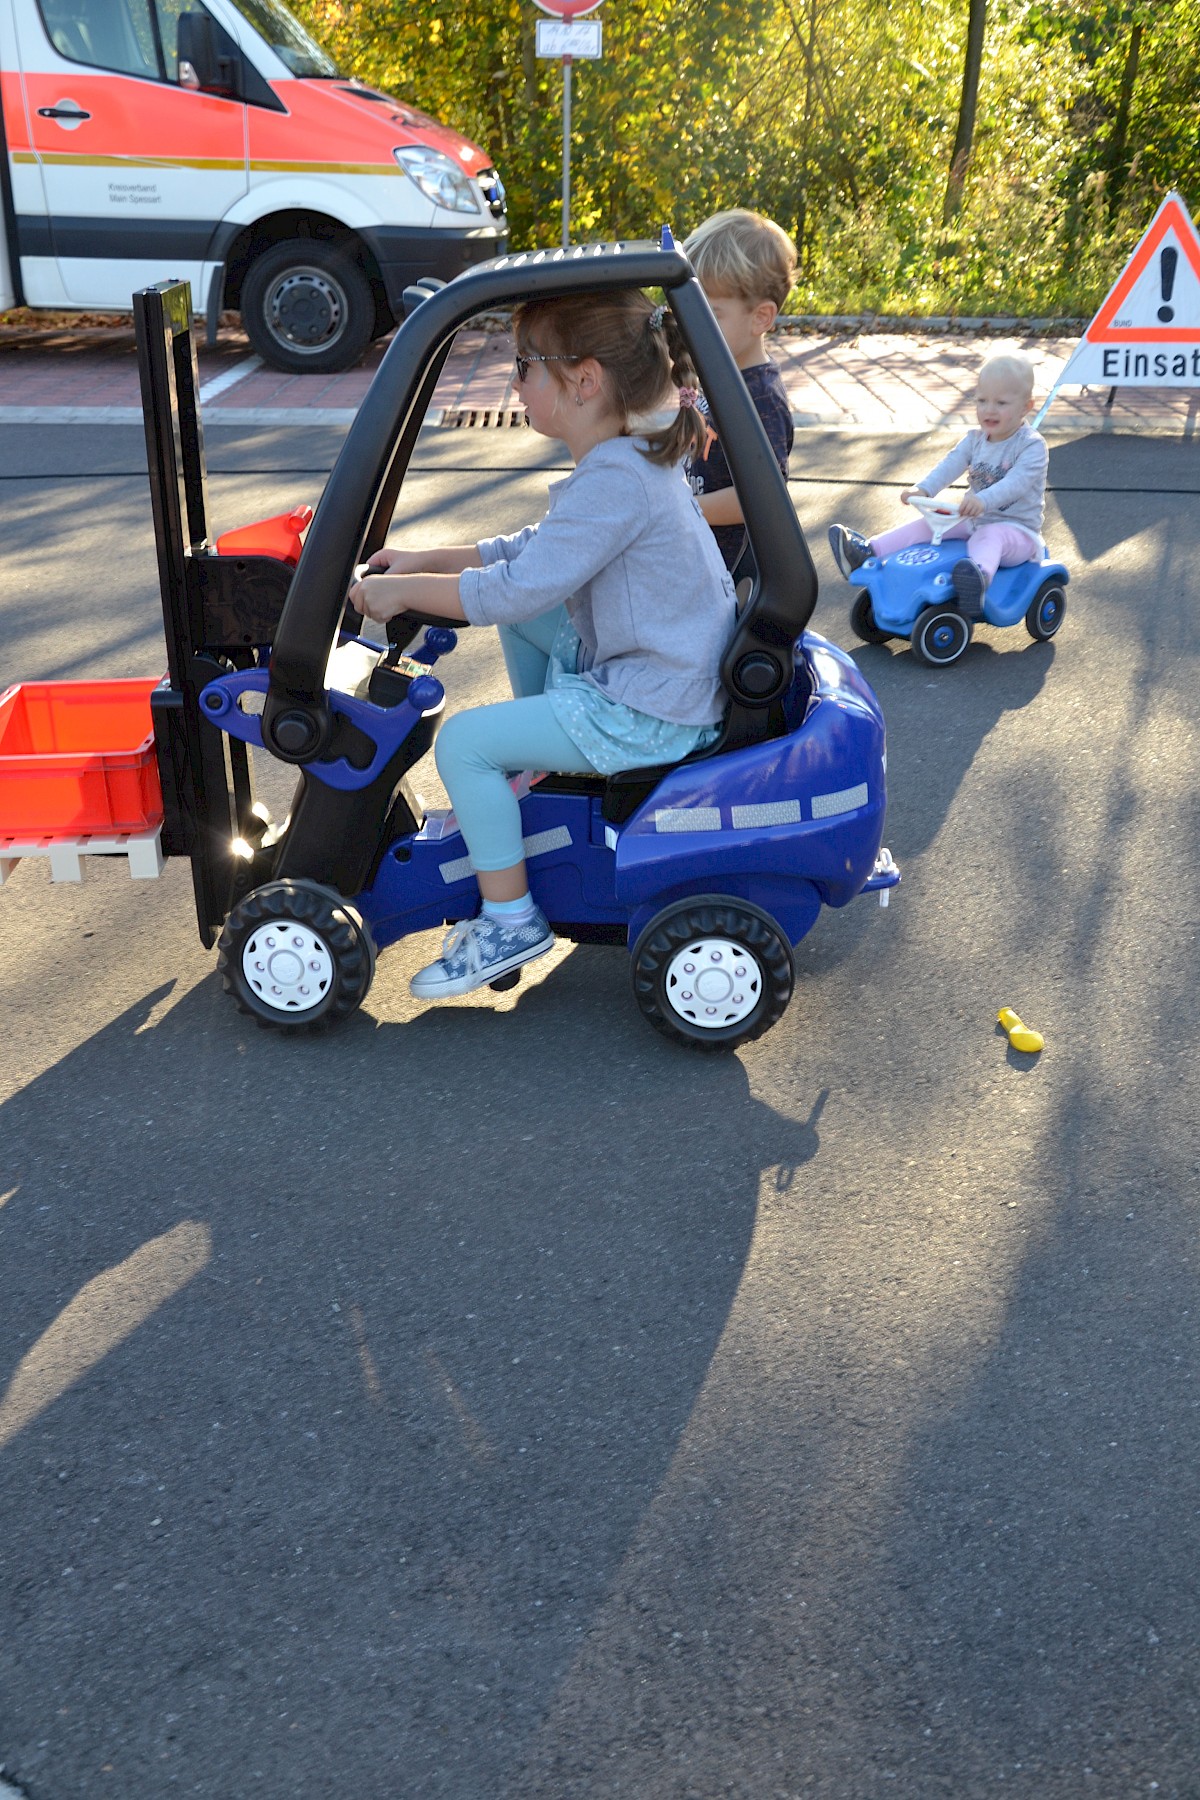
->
[513, 351, 577, 383]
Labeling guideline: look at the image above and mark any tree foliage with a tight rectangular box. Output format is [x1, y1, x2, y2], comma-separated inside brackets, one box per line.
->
[293, 0, 1200, 315]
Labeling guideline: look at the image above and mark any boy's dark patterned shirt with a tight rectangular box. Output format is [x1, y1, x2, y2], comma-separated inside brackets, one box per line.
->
[686, 360, 795, 570]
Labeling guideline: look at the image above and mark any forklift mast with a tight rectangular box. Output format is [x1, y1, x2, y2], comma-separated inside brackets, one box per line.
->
[133, 281, 292, 947]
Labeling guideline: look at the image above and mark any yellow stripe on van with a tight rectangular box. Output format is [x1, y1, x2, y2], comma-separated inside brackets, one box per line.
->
[249, 159, 398, 177]
[11, 150, 399, 177]
[18, 151, 245, 172]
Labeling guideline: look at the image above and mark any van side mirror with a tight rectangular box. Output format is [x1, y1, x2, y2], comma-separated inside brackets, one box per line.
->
[177, 12, 242, 98]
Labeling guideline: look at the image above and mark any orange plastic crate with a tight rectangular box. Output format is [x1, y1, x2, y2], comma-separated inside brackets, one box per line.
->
[0, 678, 163, 836]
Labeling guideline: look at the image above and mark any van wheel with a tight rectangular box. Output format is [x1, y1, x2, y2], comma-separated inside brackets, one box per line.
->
[241, 239, 376, 374]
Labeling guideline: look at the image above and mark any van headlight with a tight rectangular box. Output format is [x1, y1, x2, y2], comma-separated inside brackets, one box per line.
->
[394, 147, 482, 214]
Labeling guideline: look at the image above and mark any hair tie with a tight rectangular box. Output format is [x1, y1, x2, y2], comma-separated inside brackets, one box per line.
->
[648, 303, 667, 332]
[677, 385, 700, 411]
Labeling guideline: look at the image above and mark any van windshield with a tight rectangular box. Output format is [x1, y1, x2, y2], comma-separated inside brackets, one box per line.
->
[224, 0, 339, 76]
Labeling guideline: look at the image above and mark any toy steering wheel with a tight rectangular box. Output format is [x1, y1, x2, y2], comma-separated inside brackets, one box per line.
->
[905, 491, 961, 546]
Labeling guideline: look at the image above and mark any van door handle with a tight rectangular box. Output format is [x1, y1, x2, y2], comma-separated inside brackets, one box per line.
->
[38, 104, 91, 121]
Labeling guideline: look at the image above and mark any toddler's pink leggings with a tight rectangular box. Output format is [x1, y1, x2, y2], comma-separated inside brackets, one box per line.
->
[868, 517, 1038, 581]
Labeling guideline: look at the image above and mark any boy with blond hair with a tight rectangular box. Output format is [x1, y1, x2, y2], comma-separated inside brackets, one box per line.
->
[683, 208, 798, 569]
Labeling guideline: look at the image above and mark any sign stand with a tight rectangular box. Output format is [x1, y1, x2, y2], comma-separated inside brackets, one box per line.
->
[562, 56, 573, 250]
[1033, 189, 1200, 431]
[534, 7, 603, 250]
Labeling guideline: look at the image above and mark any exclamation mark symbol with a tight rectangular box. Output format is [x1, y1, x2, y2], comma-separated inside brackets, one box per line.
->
[1158, 246, 1178, 322]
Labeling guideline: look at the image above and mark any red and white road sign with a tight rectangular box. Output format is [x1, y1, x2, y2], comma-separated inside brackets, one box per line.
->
[1053, 190, 1200, 390]
[534, 0, 602, 17]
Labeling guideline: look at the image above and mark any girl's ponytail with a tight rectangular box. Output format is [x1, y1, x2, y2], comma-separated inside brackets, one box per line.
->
[640, 311, 709, 467]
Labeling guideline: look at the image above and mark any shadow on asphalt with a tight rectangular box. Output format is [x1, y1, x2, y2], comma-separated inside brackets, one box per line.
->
[1049, 432, 1200, 562]
[849, 636, 1055, 859]
[0, 971, 824, 1796]
[878, 1055, 1200, 1785]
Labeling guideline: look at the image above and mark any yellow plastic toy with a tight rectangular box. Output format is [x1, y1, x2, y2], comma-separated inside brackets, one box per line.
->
[998, 1007, 1044, 1053]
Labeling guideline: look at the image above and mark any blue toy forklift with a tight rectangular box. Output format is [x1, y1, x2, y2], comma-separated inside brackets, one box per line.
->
[135, 234, 898, 1050]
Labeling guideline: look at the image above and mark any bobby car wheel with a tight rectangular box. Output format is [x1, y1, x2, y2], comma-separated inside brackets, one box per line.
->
[1025, 580, 1067, 641]
[850, 589, 892, 645]
[217, 880, 376, 1030]
[631, 897, 795, 1051]
[911, 604, 972, 667]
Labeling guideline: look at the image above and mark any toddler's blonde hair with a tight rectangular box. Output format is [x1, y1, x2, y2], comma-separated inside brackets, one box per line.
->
[683, 209, 797, 310]
[979, 352, 1036, 402]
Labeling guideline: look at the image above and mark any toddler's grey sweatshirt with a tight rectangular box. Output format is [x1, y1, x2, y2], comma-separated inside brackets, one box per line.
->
[918, 423, 1048, 546]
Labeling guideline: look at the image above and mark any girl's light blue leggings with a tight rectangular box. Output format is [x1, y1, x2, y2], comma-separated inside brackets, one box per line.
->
[433, 610, 600, 873]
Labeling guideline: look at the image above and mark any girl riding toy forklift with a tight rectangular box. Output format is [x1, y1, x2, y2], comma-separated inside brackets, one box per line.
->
[348, 288, 736, 1003]
[0, 236, 900, 1053]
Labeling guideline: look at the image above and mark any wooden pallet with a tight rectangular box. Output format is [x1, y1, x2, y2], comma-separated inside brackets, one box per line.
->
[0, 826, 164, 885]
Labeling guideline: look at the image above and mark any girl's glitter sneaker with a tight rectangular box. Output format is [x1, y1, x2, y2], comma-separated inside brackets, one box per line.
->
[410, 907, 555, 999]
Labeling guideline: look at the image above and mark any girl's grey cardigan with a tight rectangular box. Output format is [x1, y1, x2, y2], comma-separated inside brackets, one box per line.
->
[459, 436, 737, 727]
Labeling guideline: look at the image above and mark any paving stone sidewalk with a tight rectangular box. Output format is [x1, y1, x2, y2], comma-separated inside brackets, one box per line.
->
[0, 318, 1196, 435]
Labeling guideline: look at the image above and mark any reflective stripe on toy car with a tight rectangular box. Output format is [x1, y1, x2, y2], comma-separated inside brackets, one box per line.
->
[653, 784, 870, 832]
[438, 825, 573, 885]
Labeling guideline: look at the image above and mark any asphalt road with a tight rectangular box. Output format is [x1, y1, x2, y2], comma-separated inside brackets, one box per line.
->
[1, 420, 1198, 1799]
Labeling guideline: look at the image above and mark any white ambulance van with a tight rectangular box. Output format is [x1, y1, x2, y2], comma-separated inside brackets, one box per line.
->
[0, 0, 508, 369]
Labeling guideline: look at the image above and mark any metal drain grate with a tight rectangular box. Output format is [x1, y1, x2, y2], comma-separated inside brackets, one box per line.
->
[438, 406, 527, 428]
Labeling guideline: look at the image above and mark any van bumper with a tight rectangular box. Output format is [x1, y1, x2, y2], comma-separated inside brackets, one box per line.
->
[361, 225, 508, 315]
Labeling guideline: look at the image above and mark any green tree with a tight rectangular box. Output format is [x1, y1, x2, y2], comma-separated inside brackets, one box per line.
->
[291, 0, 1200, 316]
[943, 0, 987, 222]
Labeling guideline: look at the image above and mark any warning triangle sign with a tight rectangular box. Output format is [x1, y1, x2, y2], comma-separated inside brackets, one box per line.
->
[1032, 190, 1200, 422]
[1086, 190, 1200, 343]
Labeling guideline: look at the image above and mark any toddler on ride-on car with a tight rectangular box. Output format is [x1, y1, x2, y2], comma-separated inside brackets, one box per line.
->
[828, 352, 1048, 619]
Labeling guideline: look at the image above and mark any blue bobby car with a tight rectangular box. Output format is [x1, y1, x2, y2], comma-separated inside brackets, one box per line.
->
[849, 540, 1069, 667]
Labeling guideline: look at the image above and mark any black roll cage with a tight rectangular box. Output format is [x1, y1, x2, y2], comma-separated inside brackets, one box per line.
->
[260, 237, 819, 766]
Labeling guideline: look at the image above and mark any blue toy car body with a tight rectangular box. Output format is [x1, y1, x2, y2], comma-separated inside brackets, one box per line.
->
[849, 540, 1069, 667]
[201, 616, 897, 1049]
[360, 625, 890, 954]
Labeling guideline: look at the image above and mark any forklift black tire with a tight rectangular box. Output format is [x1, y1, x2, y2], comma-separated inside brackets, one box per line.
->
[218, 880, 375, 1030]
[241, 239, 376, 375]
[631, 896, 794, 1051]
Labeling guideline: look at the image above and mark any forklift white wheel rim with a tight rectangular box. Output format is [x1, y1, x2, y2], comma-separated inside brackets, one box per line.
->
[663, 937, 762, 1030]
[242, 920, 335, 1012]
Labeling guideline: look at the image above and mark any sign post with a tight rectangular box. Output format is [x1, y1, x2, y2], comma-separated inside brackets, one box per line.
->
[1033, 190, 1200, 430]
[534, 1, 603, 250]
